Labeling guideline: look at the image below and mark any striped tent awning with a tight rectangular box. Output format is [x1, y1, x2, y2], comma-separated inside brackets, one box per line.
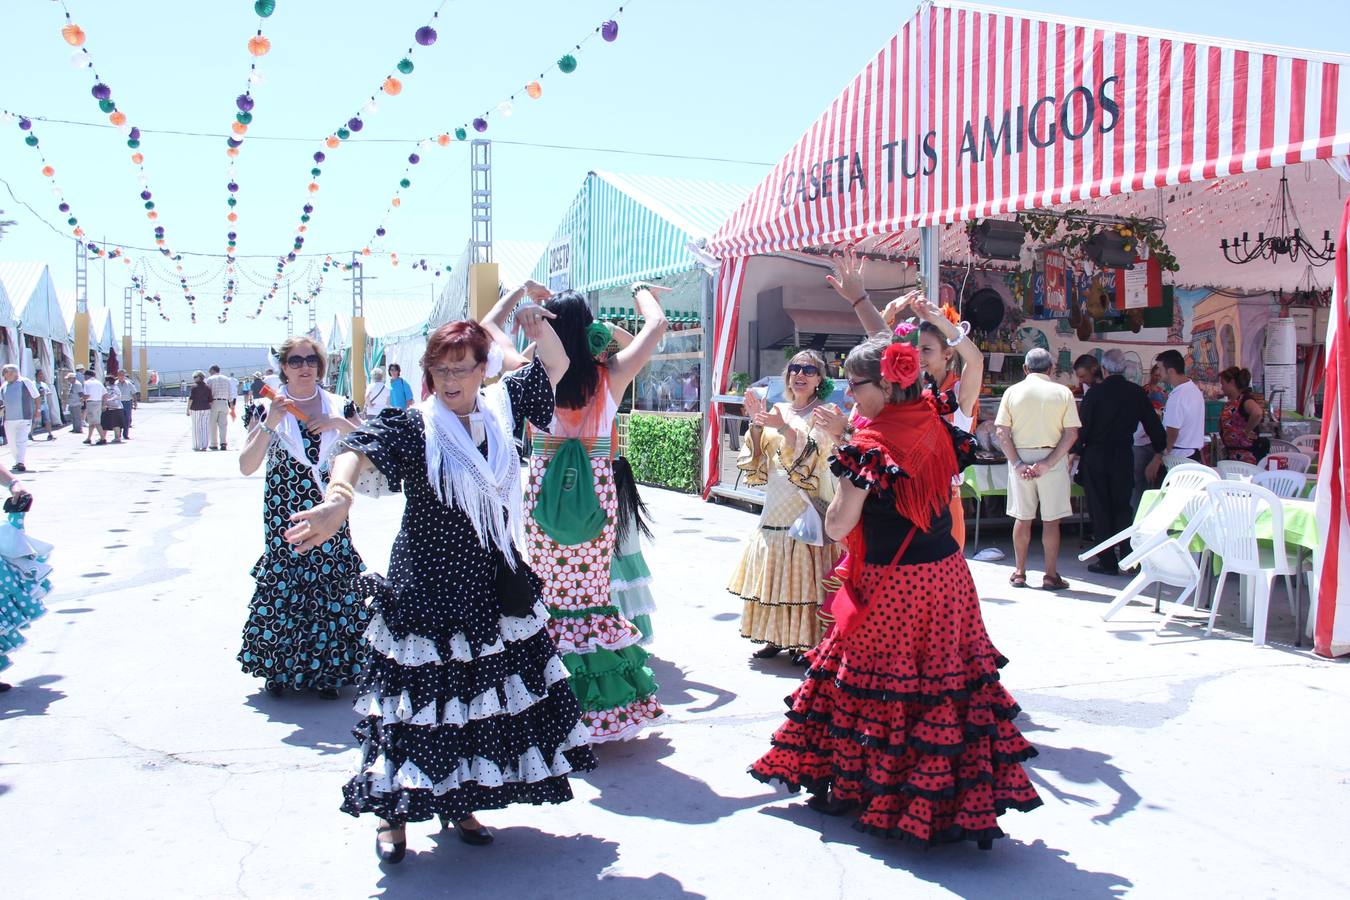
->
[531, 171, 752, 293]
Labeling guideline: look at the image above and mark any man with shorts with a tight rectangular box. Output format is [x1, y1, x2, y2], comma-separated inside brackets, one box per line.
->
[995, 348, 1081, 591]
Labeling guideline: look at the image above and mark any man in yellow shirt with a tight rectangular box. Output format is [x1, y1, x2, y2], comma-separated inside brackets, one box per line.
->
[995, 348, 1081, 590]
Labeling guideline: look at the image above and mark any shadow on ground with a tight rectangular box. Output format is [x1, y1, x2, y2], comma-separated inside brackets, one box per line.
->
[579, 734, 777, 825]
[646, 656, 737, 714]
[0, 674, 65, 720]
[243, 689, 356, 756]
[372, 828, 705, 899]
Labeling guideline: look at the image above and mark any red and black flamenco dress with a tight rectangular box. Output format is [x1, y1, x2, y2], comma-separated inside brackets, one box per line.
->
[750, 411, 1042, 846]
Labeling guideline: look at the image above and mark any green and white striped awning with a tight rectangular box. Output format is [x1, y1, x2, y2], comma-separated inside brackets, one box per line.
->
[530, 171, 752, 293]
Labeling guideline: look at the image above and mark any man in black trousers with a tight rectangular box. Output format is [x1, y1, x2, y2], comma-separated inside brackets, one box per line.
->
[1071, 349, 1167, 575]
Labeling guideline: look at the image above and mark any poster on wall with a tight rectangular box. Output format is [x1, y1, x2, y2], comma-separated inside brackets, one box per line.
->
[1043, 251, 1067, 314]
[1114, 256, 1162, 310]
[547, 236, 572, 293]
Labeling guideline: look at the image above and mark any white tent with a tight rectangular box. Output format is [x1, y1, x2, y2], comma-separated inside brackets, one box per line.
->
[0, 263, 29, 375]
[0, 262, 70, 422]
[429, 239, 547, 329]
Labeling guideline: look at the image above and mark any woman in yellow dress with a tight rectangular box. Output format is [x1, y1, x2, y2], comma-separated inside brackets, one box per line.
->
[728, 351, 841, 665]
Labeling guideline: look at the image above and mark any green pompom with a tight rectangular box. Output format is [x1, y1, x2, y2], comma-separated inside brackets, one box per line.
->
[454, 127, 467, 141]
[397, 57, 414, 75]
[336, 127, 350, 140]
[399, 178, 410, 189]
[558, 54, 578, 74]
[24, 135, 38, 147]
[254, 0, 276, 17]
[98, 99, 115, 113]
[311, 167, 321, 177]
[237, 111, 253, 125]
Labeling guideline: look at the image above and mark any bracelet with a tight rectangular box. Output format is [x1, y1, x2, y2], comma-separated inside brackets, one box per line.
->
[945, 321, 971, 347]
[849, 292, 869, 308]
[325, 482, 355, 505]
[259, 422, 276, 436]
[631, 281, 658, 299]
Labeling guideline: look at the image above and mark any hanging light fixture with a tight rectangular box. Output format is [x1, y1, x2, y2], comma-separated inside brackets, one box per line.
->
[1220, 169, 1336, 266]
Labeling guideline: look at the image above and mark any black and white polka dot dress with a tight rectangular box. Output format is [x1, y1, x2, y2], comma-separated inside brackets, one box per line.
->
[237, 399, 370, 693]
[338, 361, 598, 825]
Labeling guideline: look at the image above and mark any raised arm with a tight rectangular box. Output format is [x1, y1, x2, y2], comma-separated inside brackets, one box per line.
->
[606, 284, 670, 397]
[481, 287, 535, 371]
[515, 302, 570, 387]
[911, 294, 982, 417]
[826, 248, 887, 335]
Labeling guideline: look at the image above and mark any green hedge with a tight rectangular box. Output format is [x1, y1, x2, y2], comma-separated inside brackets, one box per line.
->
[625, 414, 700, 494]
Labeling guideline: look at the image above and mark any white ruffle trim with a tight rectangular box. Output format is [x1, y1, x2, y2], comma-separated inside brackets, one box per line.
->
[360, 720, 591, 794]
[363, 601, 550, 666]
[610, 574, 653, 592]
[354, 655, 569, 726]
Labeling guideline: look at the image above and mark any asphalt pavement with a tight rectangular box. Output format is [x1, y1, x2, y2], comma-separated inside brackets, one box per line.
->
[2, 401, 1347, 899]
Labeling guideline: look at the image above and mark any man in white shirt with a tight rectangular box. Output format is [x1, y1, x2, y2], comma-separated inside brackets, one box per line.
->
[1, 365, 41, 472]
[1146, 349, 1206, 481]
[115, 370, 138, 439]
[81, 367, 107, 444]
[204, 364, 237, 450]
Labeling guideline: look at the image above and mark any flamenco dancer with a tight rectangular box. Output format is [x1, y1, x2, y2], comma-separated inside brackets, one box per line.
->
[482, 282, 667, 743]
[750, 327, 1041, 848]
[728, 350, 841, 664]
[237, 335, 368, 699]
[0, 474, 49, 692]
[287, 316, 597, 862]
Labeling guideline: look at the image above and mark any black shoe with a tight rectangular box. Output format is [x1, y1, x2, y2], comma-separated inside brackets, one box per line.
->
[1087, 562, 1122, 576]
[0, 682, 11, 693]
[978, 838, 994, 851]
[10, 464, 25, 473]
[95, 439, 107, 446]
[209, 446, 219, 451]
[220, 445, 228, 451]
[318, 687, 340, 700]
[264, 681, 284, 698]
[752, 644, 782, 660]
[805, 792, 857, 816]
[789, 653, 809, 667]
[452, 818, 494, 846]
[375, 825, 406, 864]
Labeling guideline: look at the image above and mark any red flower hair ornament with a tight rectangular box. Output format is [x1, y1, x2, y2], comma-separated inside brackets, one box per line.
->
[882, 320, 921, 389]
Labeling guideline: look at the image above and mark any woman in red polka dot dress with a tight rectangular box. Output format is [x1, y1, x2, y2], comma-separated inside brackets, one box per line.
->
[750, 328, 1042, 849]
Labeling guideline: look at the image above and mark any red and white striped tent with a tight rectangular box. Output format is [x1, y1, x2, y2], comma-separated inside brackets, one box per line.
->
[702, 1, 1350, 654]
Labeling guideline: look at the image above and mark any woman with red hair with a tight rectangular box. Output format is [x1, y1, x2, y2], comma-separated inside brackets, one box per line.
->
[750, 327, 1041, 849]
[286, 306, 597, 862]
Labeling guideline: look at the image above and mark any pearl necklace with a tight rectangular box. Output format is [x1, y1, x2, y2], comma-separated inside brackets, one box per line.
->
[287, 388, 319, 402]
[788, 398, 819, 415]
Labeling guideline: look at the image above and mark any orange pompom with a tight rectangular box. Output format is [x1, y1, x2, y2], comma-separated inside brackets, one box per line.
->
[147, 211, 158, 220]
[391, 197, 401, 208]
[231, 122, 248, 135]
[437, 133, 450, 146]
[362, 247, 371, 256]
[123, 257, 131, 265]
[62, 24, 85, 47]
[298, 225, 307, 233]
[109, 111, 126, 126]
[73, 227, 84, 236]
[41, 165, 54, 177]
[526, 81, 543, 100]
[247, 34, 271, 57]
[156, 239, 165, 246]
[131, 152, 144, 164]
[227, 147, 240, 158]
[227, 212, 238, 222]
[326, 136, 340, 148]
[308, 182, 320, 193]
[382, 77, 402, 96]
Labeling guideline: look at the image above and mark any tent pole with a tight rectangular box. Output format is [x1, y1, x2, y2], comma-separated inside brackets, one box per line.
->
[919, 226, 941, 305]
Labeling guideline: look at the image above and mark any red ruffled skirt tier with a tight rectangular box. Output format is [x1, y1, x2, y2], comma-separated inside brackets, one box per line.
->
[750, 551, 1042, 845]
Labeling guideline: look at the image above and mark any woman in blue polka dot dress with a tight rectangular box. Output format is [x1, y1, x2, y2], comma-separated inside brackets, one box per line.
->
[236, 335, 369, 700]
[0, 474, 50, 692]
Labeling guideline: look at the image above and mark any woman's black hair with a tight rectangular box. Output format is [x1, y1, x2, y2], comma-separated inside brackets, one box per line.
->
[544, 290, 602, 409]
[612, 456, 653, 544]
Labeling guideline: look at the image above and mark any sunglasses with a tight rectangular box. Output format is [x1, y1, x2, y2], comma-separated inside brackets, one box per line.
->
[846, 378, 876, 391]
[430, 362, 483, 381]
[284, 354, 321, 369]
[787, 363, 821, 377]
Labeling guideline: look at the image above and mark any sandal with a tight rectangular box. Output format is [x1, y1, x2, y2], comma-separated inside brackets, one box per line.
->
[1008, 571, 1028, 588]
[752, 644, 782, 660]
[1041, 574, 1070, 591]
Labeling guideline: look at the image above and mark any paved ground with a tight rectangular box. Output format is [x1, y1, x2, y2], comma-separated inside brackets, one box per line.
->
[2, 402, 1348, 899]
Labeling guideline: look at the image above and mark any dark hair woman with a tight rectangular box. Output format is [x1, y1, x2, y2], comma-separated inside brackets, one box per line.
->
[750, 328, 1042, 848]
[1218, 366, 1264, 463]
[235, 334, 366, 701]
[480, 279, 669, 743]
[285, 310, 597, 862]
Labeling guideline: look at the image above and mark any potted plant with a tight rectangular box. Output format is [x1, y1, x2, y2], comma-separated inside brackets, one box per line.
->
[729, 372, 751, 395]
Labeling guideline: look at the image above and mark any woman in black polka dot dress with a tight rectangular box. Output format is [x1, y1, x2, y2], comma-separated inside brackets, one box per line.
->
[287, 316, 597, 863]
[236, 335, 368, 699]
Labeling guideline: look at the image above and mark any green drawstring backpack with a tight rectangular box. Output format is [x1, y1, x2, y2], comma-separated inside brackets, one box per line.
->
[532, 437, 608, 545]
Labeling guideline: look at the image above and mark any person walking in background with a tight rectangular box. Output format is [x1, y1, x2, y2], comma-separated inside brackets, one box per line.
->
[99, 376, 125, 444]
[205, 364, 236, 451]
[1, 366, 40, 473]
[115, 370, 137, 439]
[1071, 350, 1166, 576]
[187, 371, 212, 451]
[32, 370, 55, 442]
[65, 372, 83, 434]
[386, 363, 413, 410]
[362, 367, 389, 419]
[1218, 366, 1265, 463]
[995, 348, 1080, 591]
[246, 372, 264, 405]
[81, 370, 106, 445]
[1145, 349, 1206, 483]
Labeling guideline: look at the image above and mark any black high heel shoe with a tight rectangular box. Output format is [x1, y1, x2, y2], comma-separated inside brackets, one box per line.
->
[752, 644, 782, 660]
[375, 824, 406, 864]
[440, 814, 494, 846]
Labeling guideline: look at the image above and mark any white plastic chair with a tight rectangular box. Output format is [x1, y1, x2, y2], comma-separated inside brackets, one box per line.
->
[1081, 464, 1218, 622]
[1216, 460, 1259, 481]
[1253, 469, 1307, 499]
[1163, 452, 1200, 470]
[1197, 482, 1302, 647]
[1291, 435, 1320, 455]
[1267, 439, 1299, 455]
[1261, 451, 1311, 473]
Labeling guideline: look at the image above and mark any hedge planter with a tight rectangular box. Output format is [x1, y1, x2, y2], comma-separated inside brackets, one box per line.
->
[625, 414, 700, 494]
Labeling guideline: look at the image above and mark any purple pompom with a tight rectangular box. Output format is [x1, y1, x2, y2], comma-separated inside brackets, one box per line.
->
[602, 19, 619, 42]
[18, 118, 31, 130]
[415, 25, 437, 46]
[140, 191, 151, 200]
[129, 127, 141, 140]
[348, 117, 363, 132]
[376, 227, 386, 237]
[227, 182, 239, 192]
[313, 151, 325, 163]
[236, 93, 254, 112]
[408, 153, 420, 164]
[92, 83, 111, 100]
[59, 203, 70, 212]
[472, 117, 488, 133]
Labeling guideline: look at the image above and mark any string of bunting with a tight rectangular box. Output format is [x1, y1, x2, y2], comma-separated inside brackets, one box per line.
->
[249, 0, 449, 319]
[55, 1, 181, 261]
[130, 268, 171, 322]
[218, 0, 280, 323]
[0, 111, 103, 248]
[367, 6, 627, 256]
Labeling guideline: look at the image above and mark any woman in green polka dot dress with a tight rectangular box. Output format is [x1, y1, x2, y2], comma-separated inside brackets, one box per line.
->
[0, 473, 49, 692]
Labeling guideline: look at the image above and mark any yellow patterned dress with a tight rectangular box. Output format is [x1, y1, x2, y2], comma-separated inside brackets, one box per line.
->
[727, 413, 840, 652]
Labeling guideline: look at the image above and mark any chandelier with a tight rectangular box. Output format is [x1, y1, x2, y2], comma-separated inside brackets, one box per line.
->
[1220, 170, 1336, 266]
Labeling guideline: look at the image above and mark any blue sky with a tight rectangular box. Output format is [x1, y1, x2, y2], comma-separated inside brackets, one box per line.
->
[0, 0, 1343, 343]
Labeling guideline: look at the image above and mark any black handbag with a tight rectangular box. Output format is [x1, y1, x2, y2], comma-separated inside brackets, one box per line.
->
[3, 493, 32, 513]
[494, 546, 540, 618]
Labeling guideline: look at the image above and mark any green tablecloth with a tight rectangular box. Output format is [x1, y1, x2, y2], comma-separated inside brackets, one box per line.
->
[961, 463, 1085, 500]
[1135, 489, 1318, 552]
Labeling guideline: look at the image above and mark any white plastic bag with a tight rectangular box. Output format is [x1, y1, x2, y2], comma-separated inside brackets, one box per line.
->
[787, 490, 828, 546]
